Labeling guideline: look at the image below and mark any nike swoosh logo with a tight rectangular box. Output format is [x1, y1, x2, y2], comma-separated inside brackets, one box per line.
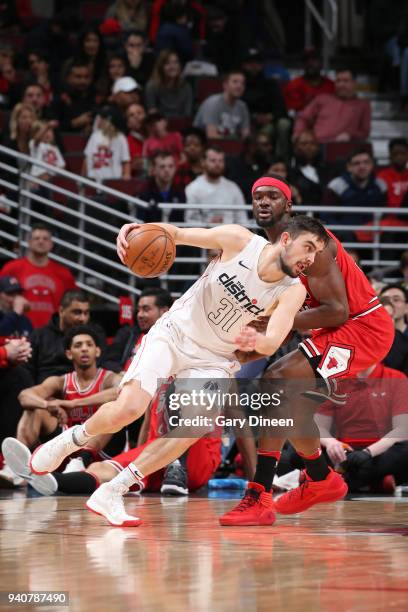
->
[238, 260, 251, 270]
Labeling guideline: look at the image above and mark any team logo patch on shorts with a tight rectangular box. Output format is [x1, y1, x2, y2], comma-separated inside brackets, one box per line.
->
[317, 343, 354, 379]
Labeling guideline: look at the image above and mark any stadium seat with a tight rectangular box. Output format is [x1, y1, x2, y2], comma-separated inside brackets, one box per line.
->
[65, 154, 84, 175]
[167, 118, 193, 133]
[62, 133, 88, 154]
[103, 179, 147, 197]
[80, 1, 110, 22]
[50, 177, 79, 205]
[196, 77, 223, 103]
[323, 141, 373, 165]
[208, 139, 244, 156]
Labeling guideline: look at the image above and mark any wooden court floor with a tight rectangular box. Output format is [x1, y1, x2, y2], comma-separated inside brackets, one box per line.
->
[0, 490, 408, 612]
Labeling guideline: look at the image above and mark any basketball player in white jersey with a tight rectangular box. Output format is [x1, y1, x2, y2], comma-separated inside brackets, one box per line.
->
[31, 215, 329, 526]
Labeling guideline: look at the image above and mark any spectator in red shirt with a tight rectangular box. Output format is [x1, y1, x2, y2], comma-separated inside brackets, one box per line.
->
[0, 224, 77, 328]
[293, 69, 371, 144]
[126, 102, 146, 176]
[316, 363, 408, 492]
[142, 112, 183, 162]
[377, 138, 408, 206]
[284, 48, 335, 113]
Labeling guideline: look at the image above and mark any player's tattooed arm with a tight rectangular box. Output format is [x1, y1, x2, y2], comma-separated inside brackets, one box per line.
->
[293, 249, 349, 331]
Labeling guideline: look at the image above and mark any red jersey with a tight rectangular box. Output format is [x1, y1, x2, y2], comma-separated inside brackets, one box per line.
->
[284, 75, 335, 112]
[299, 229, 380, 323]
[377, 166, 408, 207]
[318, 363, 406, 445]
[63, 368, 109, 426]
[0, 258, 76, 328]
[127, 133, 144, 159]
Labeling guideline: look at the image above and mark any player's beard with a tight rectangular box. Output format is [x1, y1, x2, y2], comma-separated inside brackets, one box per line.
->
[279, 253, 297, 278]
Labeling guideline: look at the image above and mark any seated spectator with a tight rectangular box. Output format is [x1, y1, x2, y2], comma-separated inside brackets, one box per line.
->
[83, 105, 131, 181]
[0, 276, 32, 337]
[75, 28, 107, 88]
[123, 30, 154, 87]
[107, 53, 127, 92]
[110, 75, 142, 112]
[104, 287, 173, 371]
[142, 113, 183, 162]
[2, 102, 36, 154]
[377, 138, 408, 206]
[266, 159, 302, 205]
[27, 50, 56, 108]
[380, 285, 408, 375]
[150, 0, 207, 45]
[16, 326, 122, 458]
[22, 83, 58, 123]
[241, 48, 290, 160]
[284, 48, 335, 113]
[291, 130, 327, 205]
[175, 127, 206, 191]
[0, 225, 77, 328]
[145, 50, 193, 118]
[193, 70, 250, 140]
[201, 6, 242, 72]
[0, 52, 23, 109]
[185, 146, 248, 225]
[226, 133, 273, 203]
[316, 362, 408, 493]
[401, 251, 408, 290]
[155, 4, 194, 64]
[58, 61, 96, 134]
[24, 289, 106, 384]
[29, 120, 65, 180]
[105, 0, 149, 33]
[139, 151, 185, 222]
[294, 69, 371, 144]
[4, 377, 221, 497]
[126, 102, 146, 176]
[322, 148, 387, 238]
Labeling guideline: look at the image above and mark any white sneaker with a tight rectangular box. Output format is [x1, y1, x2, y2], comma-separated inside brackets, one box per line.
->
[63, 457, 86, 473]
[30, 426, 82, 475]
[0, 462, 25, 488]
[86, 482, 142, 527]
[272, 469, 301, 492]
[1, 438, 58, 496]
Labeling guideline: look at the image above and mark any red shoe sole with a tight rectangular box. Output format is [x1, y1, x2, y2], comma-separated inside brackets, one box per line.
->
[29, 445, 49, 476]
[85, 501, 142, 527]
[219, 511, 276, 526]
[276, 481, 348, 515]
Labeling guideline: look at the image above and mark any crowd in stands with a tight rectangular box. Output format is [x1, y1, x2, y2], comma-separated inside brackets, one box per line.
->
[0, 1, 407, 498]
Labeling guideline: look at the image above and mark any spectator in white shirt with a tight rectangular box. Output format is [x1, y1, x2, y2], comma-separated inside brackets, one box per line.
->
[185, 147, 248, 225]
[83, 105, 131, 182]
[29, 121, 65, 180]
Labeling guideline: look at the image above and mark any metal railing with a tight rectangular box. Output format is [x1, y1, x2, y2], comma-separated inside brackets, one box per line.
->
[1, 144, 407, 303]
[305, 0, 338, 72]
[0, 145, 149, 304]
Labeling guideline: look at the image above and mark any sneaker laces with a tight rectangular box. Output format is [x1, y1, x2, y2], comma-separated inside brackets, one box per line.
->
[286, 479, 309, 501]
[165, 463, 186, 480]
[234, 490, 259, 512]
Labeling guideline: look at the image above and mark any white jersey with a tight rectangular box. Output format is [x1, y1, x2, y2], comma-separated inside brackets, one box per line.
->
[161, 234, 299, 358]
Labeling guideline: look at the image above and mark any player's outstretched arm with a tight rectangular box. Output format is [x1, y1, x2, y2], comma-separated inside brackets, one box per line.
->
[235, 284, 307, 356]
[18, 376, 64, 410]
[116, 222, 252, 263]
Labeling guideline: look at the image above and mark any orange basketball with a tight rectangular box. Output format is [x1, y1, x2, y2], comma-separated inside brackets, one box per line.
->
[124, 224, 176, 278]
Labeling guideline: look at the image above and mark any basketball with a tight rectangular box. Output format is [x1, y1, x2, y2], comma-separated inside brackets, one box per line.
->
[124, 224, 176, 278]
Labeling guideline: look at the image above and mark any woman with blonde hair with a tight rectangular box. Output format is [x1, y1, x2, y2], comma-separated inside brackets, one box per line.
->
[144, 49, 193, 118]
[6, 103, 37, 154]
[105, 0, 149, 33]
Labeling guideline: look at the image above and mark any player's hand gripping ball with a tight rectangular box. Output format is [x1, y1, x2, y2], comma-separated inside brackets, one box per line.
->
[122, 223, 176, 278]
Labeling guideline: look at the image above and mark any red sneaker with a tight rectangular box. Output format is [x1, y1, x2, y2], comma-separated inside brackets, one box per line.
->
[219, 482, 276, 526]
[274, 469, 348, 515]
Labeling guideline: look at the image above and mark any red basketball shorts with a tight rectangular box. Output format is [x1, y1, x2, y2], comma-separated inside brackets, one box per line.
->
[299, 305, 394, 379]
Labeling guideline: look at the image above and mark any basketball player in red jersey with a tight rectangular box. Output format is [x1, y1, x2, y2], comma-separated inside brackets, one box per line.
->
[220, 174, 395, 526]
[16, 325, 121, 457]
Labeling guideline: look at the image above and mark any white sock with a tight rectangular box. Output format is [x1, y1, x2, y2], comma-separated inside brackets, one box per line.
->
[112, 463, 145, 490]
[71, 424, 92, 447]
